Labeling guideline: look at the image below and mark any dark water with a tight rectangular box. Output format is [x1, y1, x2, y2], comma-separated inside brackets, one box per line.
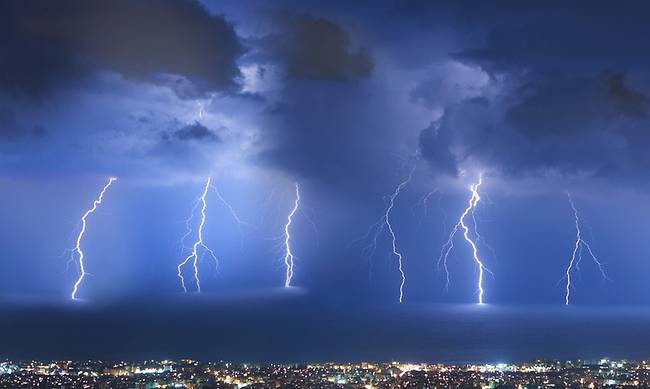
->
[1, 291, 649, 363]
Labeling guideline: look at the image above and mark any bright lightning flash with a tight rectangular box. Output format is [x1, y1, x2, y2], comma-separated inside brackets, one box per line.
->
[283, 183, 300, 288]
[359, 166, 415, 303]
[563, 192, 609, 305]
[177, 177, 218, 293]
[70, 177, 117, 300]
[437, 175, 492, 304]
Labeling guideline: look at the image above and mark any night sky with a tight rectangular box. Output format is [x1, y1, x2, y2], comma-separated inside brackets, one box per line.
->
[2, 0, 650, 361]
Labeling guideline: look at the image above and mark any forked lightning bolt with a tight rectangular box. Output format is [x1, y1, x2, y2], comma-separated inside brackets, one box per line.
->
[386, 170, 414, 303]
[359, 166, 415, 303]
[70, 177, 117, 300]
[283, 183, 300, 287]
[437, 175, 492, 304]
[177, 177, 218, 293]
[563, 192, 609, 305]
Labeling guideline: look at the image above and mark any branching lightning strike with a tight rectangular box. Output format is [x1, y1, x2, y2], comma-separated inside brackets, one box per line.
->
[563, 192, 609, 305]
[413, 188, 439, 230]
[179, 198, 202, 255]
[177, 177, 218, 293]
[70, 177, 117, 300]
[283, 183, 300, 288]
[210, 184, 249, 228]
[437, 175, 492, 304]
[359, 166, 415, 303]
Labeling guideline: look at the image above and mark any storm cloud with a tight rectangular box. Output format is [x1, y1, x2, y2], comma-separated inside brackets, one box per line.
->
[409, 1, 650, 183]
[419, 73, 650, 181]
[0, 0, 243, 99]
[168, 122, 221, 143]
[269, 14, 373, 81]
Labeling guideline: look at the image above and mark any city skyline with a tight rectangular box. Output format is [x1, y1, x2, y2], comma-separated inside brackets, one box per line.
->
[1, 358, 649, 387]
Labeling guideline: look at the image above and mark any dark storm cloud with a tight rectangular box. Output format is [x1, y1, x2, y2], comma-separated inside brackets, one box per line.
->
[0, 0, 243, 98]
[0, 105, 45, 141]
[254, 80, 406, 193]
[169, 122, 221, 143]
[506, 74, 650, 139]
[271, 14, 373, 81]
[449, 1, 650, 74]
[418, 122, 459, 177]
[257, 94, 374, 183]
[406, 1, 650, 183]
[419, 73, 650, 180]
[146, 120, 223, 174]
[250, 13, 380, 186]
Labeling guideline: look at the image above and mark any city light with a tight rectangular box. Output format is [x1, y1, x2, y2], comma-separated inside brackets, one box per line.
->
[0, 359, 643, 387]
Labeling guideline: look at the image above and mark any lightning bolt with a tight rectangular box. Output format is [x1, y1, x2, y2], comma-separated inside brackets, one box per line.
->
[386, 168, 415, 303]
[179, 198, 202, 255]
[421, 189, 439, 213]
[563, 192, 609, 305]
[358, 166, 415, 303]
[283, 183, 300, 288]
[195, 93, 215, 120]
[413, 188, 439, 229]
[70, 177, 117, 300]
[177, 177, 218, 293]
[210, 184, 248, 228]
[437, 175, 492, 304]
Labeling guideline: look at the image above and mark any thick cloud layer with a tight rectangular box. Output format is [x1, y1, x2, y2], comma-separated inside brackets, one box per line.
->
[410, 1, 650, 184]
[419, 73, 650, 181]
[0, 0, 243, 99]
[168, 122, 221, 143]
[244, 12, 387, 187]
[452, 1, 650, 74]
[4, 0, 650, 184]
[272, 14, 373, 81]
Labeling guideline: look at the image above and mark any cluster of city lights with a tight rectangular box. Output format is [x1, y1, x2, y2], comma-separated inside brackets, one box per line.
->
[0, 358, 646, 388]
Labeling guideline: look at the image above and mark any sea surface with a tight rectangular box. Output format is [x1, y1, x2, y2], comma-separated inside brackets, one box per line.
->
[1, 291, 649, 363]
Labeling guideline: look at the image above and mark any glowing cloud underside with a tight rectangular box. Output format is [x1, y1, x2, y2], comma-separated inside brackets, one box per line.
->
[437, 175, 491, 304]
[70, 177, 117, 300]
[177, 177, 218, 293]
[563, 193, 609, 305]
[283, 183, 300, 288]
